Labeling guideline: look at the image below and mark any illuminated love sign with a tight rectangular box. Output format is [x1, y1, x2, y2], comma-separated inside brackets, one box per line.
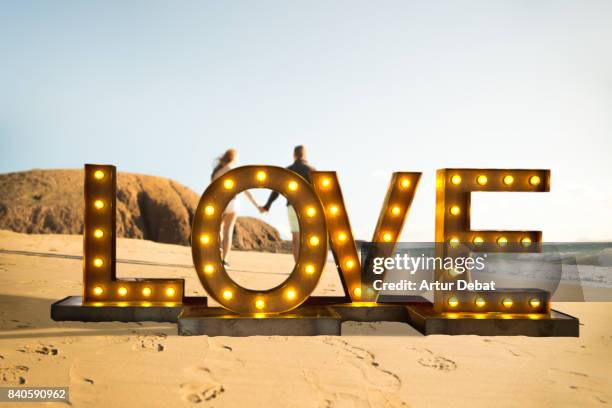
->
[81, 164, 549, 317]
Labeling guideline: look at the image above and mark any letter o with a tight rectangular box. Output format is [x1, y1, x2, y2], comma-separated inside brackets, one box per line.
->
[192, 166, 328, 314]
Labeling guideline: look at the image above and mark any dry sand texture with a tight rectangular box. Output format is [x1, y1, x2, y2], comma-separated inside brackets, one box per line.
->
[0, 230, 611, 407]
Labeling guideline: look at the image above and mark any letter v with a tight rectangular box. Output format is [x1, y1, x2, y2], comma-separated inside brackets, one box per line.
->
[311, 171, 421, 302]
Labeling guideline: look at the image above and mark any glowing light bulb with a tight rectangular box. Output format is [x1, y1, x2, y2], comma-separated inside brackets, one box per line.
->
[204, 264, 215, 274]
[353, 287, 362, 297]
[93, 229, 104, 239]
[304, 264, 315, 274]
[204, 205, 215, 216]
[391, 206, 401, 216]
[288, 181, 298, 191]
[400, 178, 410, 188]
[118, 287, 128, 296]
[345, 259, 355, 269]
[497, 236, 508, 247]
[529, 175, 541, 186]
[521, 237, 532, 247]
[448, 296, 459, 308]
[255, 299, 265, 310]
[93, 286, 104, 296]
[286, 289, 296, 300]
[256, 171, 267, 181]
[200, 234, 211, 245]
[502, 298, 513, 308]
[321, 178, 331, 188]
[309, 235, 320, 246]
[451, 175, 462, 185]
[93, 258, 104, 268]
[503, 175, 514, 185]
[477, 175, 488, 185]
[382, 232, 393, 242]
[329, 205, 339, 216]
[223, 179, 234, 189]
[449, 237, 460, 247]
[473, 236, 484, 246]
[306, 207, 316, 217]
[142, 287, 152, 297]
[166, 287, 176, 297]
[475, 297, 486, 308]
[529, 298, 541, 308]
[223, 290, 233, 300]
[94, 170, 105, 180]
[94, 200, 105, 210]
[450, 205, 460, 216]
[337, 232, 348, 242]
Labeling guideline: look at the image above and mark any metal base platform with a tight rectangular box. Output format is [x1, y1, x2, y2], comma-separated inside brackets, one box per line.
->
[178, 305, 342, 336]
[405, 303, 580, 337]
[50, 296, 206, 323]
[51, 296, 580, 337]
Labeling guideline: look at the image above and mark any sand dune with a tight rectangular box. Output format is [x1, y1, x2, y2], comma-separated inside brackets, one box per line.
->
[0, 229, 611, 407]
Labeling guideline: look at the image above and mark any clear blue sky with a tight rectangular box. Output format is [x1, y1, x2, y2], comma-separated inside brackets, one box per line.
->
[1, 1, 611, 241]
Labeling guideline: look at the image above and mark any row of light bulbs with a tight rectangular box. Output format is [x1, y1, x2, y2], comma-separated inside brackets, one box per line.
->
[450, 174, 541, 187]
[448, 236, 533, 247]
[447, 296, 541, 309]
[91, 285, 176, 298]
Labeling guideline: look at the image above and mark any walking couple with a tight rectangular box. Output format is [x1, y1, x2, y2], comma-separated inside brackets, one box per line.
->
[210, 145, 316, 267]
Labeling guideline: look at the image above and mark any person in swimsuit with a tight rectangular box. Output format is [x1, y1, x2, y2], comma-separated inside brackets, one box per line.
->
[211, 148, 262, 266]
[260, 145, 316, 261]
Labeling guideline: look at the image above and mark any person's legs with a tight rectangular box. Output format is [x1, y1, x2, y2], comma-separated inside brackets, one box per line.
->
[291, 232, 300, 261]
[287, 205, 300, 262]
[221, 212, 238, 263]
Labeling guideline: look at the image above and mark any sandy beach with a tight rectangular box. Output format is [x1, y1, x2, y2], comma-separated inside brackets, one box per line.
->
[0, 229, 611, 407]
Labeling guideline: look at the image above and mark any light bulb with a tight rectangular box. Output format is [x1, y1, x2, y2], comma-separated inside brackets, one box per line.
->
[223, 179, 234, 189]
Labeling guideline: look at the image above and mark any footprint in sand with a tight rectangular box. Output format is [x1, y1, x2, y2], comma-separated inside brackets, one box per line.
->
[17, 344, 59, 356]
[0, 365, 29, 385]
[179, 366, 224, 404]
[410, 347, 457, 372]
[320, 337, 408, 407]
[133, 333, 167, 352]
